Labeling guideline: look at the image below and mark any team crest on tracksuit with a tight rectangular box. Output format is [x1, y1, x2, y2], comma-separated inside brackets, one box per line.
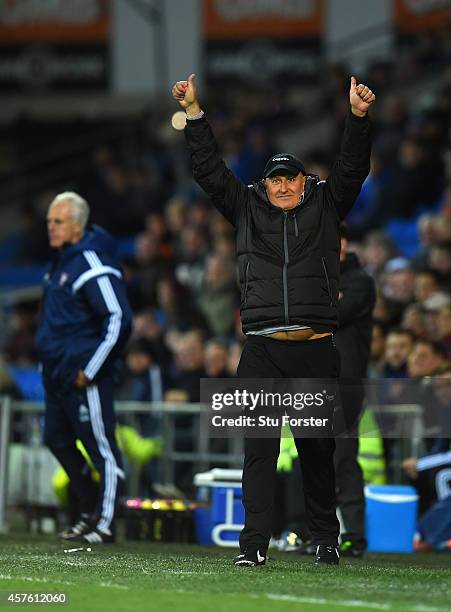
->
[79, 404, 90, 423]
[59, 272, 68, 286]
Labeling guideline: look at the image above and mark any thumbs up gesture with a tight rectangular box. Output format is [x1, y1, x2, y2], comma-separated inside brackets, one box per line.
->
[349, 76, 376, 117]
[172, 73, 201, 117]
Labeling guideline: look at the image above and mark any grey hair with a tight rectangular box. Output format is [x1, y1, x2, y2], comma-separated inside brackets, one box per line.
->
[50, 191, 90, 230]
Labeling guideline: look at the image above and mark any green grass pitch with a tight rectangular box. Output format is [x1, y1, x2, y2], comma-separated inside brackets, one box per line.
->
[0, 532, 450, 612]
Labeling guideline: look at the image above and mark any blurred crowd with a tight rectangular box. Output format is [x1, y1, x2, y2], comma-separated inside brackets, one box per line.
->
[1, 32, 451, 496]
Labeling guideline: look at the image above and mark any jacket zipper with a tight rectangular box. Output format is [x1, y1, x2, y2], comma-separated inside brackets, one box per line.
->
[244, 261, 250, 306]
[283, 213, 289, 324]
[322, 257, 333, 307]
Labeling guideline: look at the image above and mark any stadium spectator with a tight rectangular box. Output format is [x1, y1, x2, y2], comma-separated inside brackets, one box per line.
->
[377, 328, 415, 478]
[164, 197, 187, 248]
[131, 309, 172, 369]
[401, 304, 428, 339]
[175, 226, 209, 293]
[423, 293, 451, 340]
[155, 276, 208, 335]
[412, 214, 441, 271]
[186, 197, 211, 231]
[204, 339, 230, 378]
[402, 368, 451, 537]
[368, 321, 387, 378]
[427, 367, 451, 455]
[434, 214, 451, 243]
[427, 242, 451, 292]
[164, 329, 207, 494]
[383, 329, 415, 379]
[381, 258, 416, 325]
[122, 338, 167, 423]
[134, 235, 174, 305]
[166, 330, 206, 403]
[361, 230, 395, 282]
[437, 305, 451, 358]
[414, 270, 442, 306]
[389, 340, 450, 456]
[408, 339, 448, 379]
[197, 253, 239, 337]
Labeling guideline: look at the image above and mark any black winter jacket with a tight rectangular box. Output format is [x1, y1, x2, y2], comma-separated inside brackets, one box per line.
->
[335, 252, 376, 378]
[185, 112, 371, 334]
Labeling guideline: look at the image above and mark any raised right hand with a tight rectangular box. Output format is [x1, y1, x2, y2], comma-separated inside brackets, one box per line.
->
[172, 73, 200, 116]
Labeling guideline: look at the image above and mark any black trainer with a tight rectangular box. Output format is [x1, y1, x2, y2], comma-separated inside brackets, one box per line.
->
[315, 545, 340, 565]
[78, 527, 115, 545]
[233, 548, 266, 567]
[59, 516, 93, 540]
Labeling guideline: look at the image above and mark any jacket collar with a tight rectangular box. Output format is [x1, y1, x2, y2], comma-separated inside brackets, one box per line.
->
[52, 225, 116, 264]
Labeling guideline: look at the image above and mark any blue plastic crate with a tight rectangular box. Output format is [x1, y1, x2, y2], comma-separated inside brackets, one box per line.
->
[365, 485, 418, 553]
[194, 470, 244, 546]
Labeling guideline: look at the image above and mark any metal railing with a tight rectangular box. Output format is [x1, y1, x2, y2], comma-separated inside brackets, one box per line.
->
[0, 397, 11, 532]
[0, 398, 244, 531]
[0, 396, 430, 531]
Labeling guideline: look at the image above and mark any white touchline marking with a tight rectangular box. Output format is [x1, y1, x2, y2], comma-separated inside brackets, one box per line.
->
[0, 574, 129, 591]
[0, 574, 73, 587]
[263, 593, 445, 612]
[145, 569, 216, 576]
[98, 582, 129, 590]
[266, 594, 391, 610]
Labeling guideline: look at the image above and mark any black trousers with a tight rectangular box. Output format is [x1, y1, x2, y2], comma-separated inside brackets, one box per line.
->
[237, 334, 340, 552]
[44, 377, 124, 532]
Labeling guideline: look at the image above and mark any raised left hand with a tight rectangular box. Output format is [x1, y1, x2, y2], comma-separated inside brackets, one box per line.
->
[349, 76, 376, 117]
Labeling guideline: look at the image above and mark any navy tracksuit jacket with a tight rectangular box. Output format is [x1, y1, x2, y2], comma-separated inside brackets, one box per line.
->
[36, 225, 132, 532]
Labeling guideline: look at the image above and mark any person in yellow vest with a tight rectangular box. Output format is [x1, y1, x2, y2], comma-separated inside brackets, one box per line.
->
[274, 429, 310, 549]
[357, 408, 386, 486]
[277, 412, 386, 485]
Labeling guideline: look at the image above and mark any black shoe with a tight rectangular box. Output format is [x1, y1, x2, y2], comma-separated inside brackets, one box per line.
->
[339, 539, 365, 558]
[59, 517, 93, 540]
[315, 545, 339, 565]
[233, 548, 266, 567]
[295, 539, 317, 555]
[78, 527, 115, 545]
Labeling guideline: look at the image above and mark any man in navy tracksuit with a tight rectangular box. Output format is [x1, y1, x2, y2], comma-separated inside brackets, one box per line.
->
[36, 191, 132, 545]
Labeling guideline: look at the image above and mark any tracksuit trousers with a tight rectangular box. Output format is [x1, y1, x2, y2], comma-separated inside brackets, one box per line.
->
[237, 334, 340, 553]
[43, 376, 124, 533]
